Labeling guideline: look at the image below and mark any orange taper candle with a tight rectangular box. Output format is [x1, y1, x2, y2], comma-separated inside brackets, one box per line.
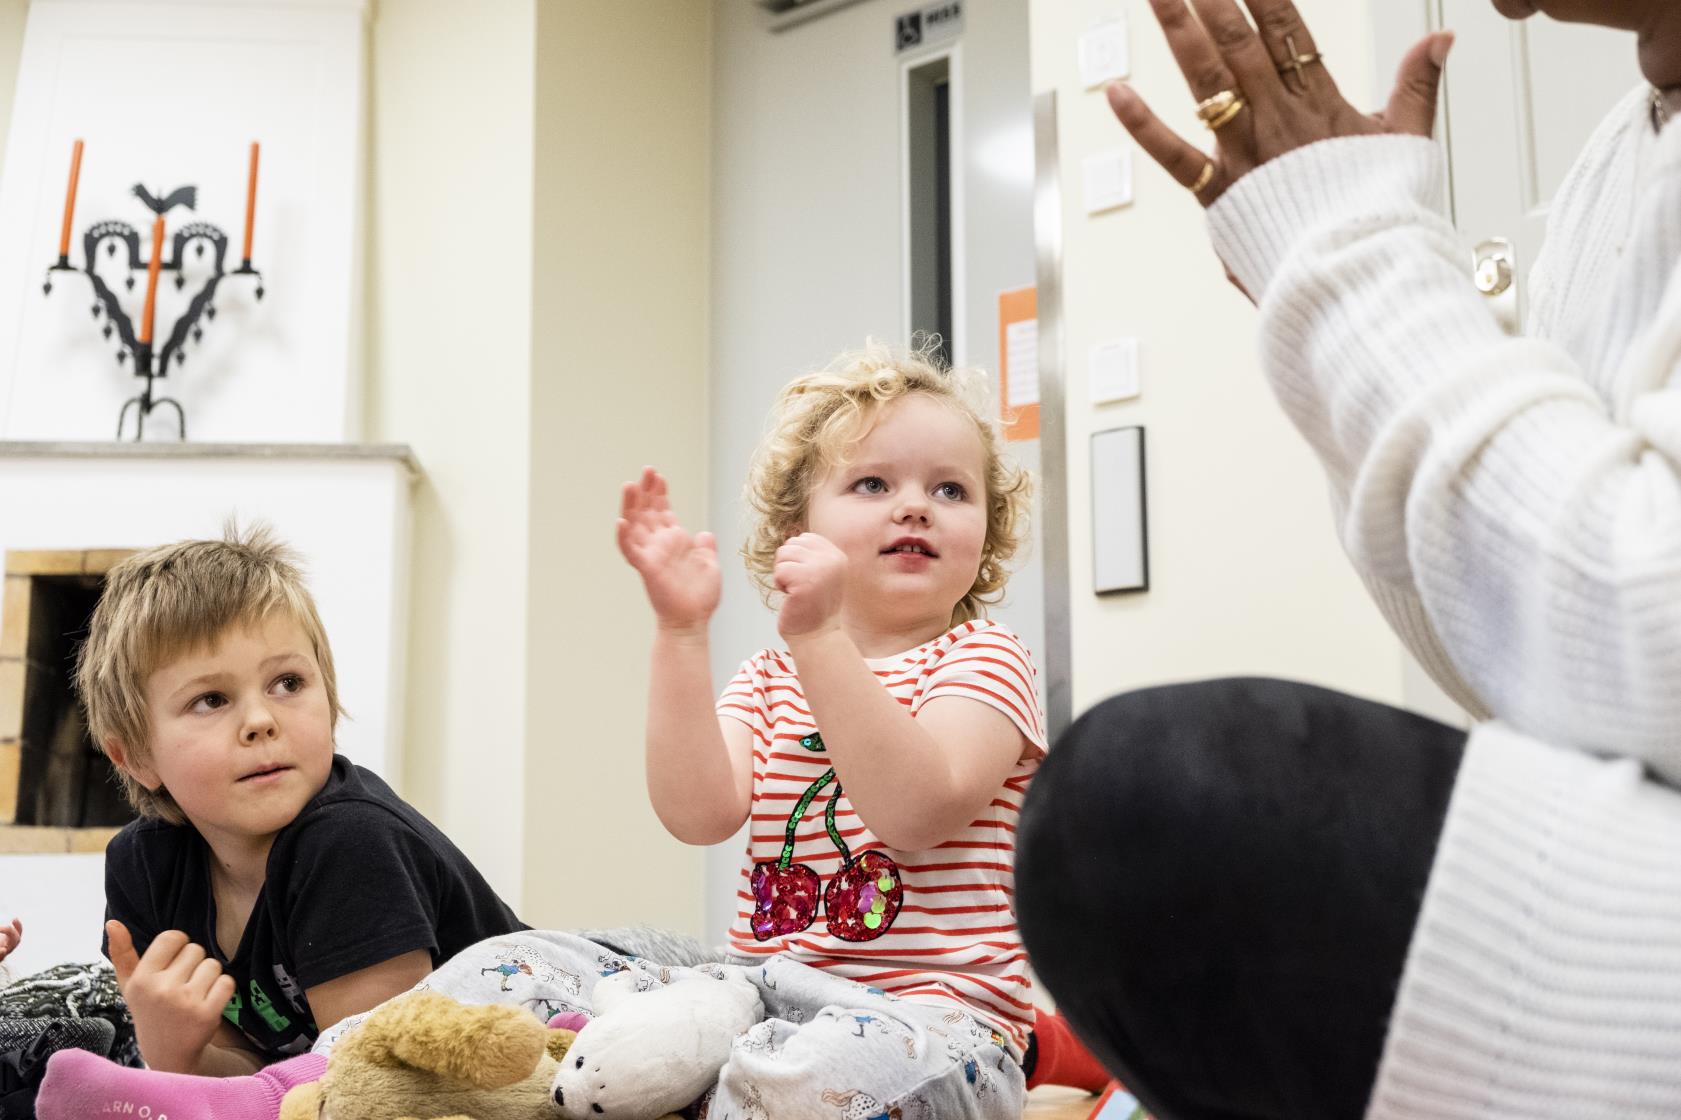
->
[241, 141, 260, 263]
[57, 139, 84, 260]
[139, 215, 164, 346]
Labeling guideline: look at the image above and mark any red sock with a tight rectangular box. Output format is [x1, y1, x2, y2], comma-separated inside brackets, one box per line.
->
[1026, 1008, 1112, 1094]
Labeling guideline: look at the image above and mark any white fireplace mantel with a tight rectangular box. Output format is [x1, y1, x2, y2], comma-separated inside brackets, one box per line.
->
[0, 440, 416, 975]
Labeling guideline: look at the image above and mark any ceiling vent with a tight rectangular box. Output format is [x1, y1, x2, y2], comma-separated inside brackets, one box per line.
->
[754, 0, 871, 32]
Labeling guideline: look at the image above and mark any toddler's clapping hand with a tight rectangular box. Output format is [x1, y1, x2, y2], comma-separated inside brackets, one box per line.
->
[617, 467, 721, 632]
[774, 532, 848, 640]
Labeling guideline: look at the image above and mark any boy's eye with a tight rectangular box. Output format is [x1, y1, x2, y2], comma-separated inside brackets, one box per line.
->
[273, 673, 305, 695]
[852, 477, 887, 495]
[936, 482, 967, 500]
[189, 692, 228, 714]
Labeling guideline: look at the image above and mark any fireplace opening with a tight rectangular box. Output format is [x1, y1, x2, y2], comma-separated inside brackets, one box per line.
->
[2, 551, 136, 834]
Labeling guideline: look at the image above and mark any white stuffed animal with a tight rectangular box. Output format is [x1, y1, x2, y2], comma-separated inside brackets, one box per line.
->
[550, 967, 763, 1120]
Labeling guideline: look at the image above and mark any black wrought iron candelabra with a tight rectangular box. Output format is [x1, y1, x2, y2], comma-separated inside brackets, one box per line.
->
[43, 182, 264, 441]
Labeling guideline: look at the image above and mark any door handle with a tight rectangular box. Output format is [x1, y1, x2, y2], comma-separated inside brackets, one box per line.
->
[1473, 237, 1519, 334]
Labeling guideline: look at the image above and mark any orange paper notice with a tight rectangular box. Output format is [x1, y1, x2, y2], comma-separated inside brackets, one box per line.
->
[998, 286, 1039, 442]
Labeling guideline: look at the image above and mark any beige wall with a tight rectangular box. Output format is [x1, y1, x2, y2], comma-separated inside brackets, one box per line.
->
[523, 0, 712, 932]
[0, 0, 26, 175]
[365, 0, 538, 904]
[1029, 0, 1408, 712]
[365, 0, 711, 932]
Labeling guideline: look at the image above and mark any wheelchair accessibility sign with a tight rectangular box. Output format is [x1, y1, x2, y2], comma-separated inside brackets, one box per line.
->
[895, 1, 963, 54]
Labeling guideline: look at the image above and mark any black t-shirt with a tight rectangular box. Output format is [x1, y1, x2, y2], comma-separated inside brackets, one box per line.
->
[102, 756, 526, 1058]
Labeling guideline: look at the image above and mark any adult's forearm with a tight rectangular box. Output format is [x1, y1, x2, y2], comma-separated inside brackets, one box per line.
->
[1209, 133, 1681, 775]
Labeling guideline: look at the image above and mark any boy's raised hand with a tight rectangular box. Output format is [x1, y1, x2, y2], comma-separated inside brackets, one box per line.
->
[617, 467, 721, 631]
[774, 531, 848, 641]
[107, 919, 237, 1074]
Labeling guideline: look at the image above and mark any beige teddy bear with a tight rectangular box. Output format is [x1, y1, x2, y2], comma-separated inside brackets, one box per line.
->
[278, 990, 579, 1120]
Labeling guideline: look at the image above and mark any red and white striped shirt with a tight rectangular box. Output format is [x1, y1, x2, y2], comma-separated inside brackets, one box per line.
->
[717, 619, 1047, 1051]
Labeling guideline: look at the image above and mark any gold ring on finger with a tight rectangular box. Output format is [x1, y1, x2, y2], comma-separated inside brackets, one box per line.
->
[1277, 51, 1324, 76]
[1202, 98, 1247, 131]
[1275, 35, 1324, 86]
[1195, 89, 1242, 124]
[1190, 161, 1215, 193]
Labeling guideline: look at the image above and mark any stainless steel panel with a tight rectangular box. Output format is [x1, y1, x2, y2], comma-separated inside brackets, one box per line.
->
[1032, 89, 1071, 743]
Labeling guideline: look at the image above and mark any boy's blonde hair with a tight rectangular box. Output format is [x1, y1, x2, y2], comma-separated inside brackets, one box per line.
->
[743, 342, 1031, 625]
[75, 525, 343, 824]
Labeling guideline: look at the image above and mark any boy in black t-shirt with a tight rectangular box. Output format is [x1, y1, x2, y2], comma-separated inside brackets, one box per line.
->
[73, 528, 525, 1074]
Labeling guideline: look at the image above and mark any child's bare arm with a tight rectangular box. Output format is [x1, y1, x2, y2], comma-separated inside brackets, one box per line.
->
[775, 533, 1026, 850]
[789, 628, 1024, 850]
[618, 468, 752, 843]
[107, 921, 247, 1075]
[645, 627, 755, 843]
[196, 1022, 267, 1076]
[304, 948, 434, 1032]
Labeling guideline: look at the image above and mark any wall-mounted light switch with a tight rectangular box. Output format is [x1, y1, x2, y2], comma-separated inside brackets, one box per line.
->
[1083, 149, 1134, 214]
[1090, 337, 1140, 404]
[1079, 19, 1130, 88]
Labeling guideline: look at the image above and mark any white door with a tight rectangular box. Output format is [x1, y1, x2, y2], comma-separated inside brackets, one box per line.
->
[1429, 4, 1638, 322]
[1372, 4, 1639, 723]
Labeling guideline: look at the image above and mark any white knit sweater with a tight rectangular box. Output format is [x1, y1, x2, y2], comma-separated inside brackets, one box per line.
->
[1207, 87, 1681, 1118]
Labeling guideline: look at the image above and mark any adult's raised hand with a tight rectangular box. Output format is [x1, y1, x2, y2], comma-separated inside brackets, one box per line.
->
[1108, 0, 1453, 207]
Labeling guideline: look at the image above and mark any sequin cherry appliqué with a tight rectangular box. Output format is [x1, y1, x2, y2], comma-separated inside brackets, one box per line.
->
[750, 732, 904, 942]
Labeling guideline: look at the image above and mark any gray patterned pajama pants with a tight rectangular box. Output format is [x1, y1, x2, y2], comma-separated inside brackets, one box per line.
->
[313, 931, 1025, 1120]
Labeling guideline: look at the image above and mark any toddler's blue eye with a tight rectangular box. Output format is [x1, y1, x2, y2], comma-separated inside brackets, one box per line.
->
[853, 477, 887, 494]
[937, 482, 967, 500]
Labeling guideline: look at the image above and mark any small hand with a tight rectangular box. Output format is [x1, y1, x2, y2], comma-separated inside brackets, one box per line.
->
[0, 917, 20, 963]
[107, 920, 236, 1074]
[1107, 0, 1451, 208]
[774, 532, 848, 641]
[616, 467, 722, 632]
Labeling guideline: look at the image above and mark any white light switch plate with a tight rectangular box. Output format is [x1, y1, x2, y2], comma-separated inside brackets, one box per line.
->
[1083, 149, 1134, 214]
[1079, 19, 1130, 88]
[1090, 338, 1140, 404]
[1092, 426, 1149, 594]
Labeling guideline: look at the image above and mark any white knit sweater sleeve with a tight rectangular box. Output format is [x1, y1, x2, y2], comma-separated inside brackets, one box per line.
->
[1205, 133, 1681, 783]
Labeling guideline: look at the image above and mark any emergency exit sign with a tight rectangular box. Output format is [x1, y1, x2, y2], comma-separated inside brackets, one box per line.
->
[895, 1, 964, 54]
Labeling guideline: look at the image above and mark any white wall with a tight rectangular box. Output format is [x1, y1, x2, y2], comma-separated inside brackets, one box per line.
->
[3, 855, 100, 977]
[0, 0, 366, 443]
[1030, 0, 1408, 714]
[523, 1, 712, 934]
